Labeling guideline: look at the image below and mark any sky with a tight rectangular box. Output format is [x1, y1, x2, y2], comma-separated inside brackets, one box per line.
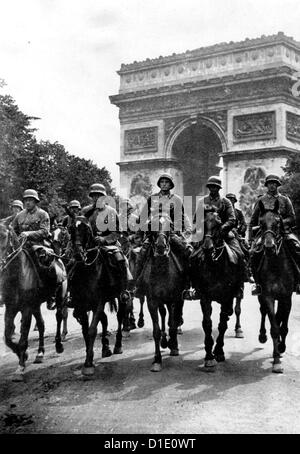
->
[1, 0, 300, 192]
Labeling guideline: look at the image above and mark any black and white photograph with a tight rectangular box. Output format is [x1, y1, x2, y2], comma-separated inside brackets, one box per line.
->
[1, 0, 300, 436]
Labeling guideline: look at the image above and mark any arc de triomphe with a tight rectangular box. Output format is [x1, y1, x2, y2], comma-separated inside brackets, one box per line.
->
[110, 32, 300, 219]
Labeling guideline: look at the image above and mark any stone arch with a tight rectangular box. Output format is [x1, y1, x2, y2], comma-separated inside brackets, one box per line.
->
[165, 115, 227, 159]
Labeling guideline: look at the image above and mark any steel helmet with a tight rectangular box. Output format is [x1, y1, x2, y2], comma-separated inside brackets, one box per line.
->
[226, 193, 237, 202]
[89, 183, 107, 197]
[157, 173, 174, 189]
[206, 176, 222, 189]
[264, 174, 281, 187]
[11, 200, 24, 210]
[69, 200, 81, 209]
[23, 189, 40, 202]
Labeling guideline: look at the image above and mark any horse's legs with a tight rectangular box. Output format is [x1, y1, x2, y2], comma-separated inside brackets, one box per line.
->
[263, 295, 282, 373]
[200, 298, 215, 367]
[18, 305, 33, 369]
[99, 311, 112, 358]
[159, 305, 168, 349]
[167, 302, 179, 356]
[114, 297, 126, 354]
[258, 297, 268, 343]
[62, 303, 68, 342]
[82, 304, 102, 374]
[213, 300, 233, 362]
[4, 305, 20, 357]
[54, 284, 66, 354]
[176, 298, 184, 334]
[32, 305, 45, 363]
[137, 296, 145, 328]
[148, 299, 162, 371]
[234, 296, 244, 338]
[277, 296, 292, 355]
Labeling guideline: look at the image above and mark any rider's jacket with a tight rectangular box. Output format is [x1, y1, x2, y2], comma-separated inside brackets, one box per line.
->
[138, 191, 192, 234]
[249, 192, 296, 238]
[12, 207, 50, 243]
[199, 194, 236, 234]
[233, 208, 247, 237]
[82, 203, 120, 245]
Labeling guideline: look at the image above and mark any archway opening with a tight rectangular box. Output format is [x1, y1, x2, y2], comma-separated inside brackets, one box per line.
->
[172, 122, 223, 199]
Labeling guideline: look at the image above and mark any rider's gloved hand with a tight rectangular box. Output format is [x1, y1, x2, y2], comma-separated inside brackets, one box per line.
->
[19, 232, 30, 240]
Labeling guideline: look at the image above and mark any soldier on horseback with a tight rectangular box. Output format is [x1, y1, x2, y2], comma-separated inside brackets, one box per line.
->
[226, 192, 254, 283]
[82, 183, 130, 300]
[62, 200, 82, 230]
[197, 176, 247, 297]
[134, 172, 193, 298]
[249, 174, 300, 295]
[11, 189, 66, 309]
[0, 200, 24, 229]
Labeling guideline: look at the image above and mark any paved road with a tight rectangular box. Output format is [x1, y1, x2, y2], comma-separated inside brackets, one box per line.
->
[1, 285, 300, 434]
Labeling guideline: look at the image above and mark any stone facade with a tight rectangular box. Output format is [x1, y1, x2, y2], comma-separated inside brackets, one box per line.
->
[110, 32, 300, 216]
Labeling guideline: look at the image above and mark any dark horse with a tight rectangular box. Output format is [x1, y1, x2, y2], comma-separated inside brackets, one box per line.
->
[190, 210, 241, 368]
[142, 219, 187, 372]
[252, 199, 295, 373]
[68, 216, 127, 376]
[125, 241, 146, 330]
[0, 224, 67, 379]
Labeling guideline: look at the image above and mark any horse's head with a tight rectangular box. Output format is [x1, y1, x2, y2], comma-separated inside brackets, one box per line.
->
[202, 209, 222, 251]
[69, 216, 94, 260]
[51, 225, 70, 255]
[150, 214, 171, 257]
[259, 199, 282, 255]
[0, 223, 9, 260]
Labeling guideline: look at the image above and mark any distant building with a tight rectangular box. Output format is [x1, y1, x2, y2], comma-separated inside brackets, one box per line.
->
[110, 32, 300, 220]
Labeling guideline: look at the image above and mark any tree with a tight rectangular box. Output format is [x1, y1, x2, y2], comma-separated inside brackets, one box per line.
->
[281, 153, 300, 235]
[0, 94, 114, 219]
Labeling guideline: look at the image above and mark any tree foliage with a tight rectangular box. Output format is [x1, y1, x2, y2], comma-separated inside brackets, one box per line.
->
[281, 153, 300, 235]
[0, 94, 113, 219]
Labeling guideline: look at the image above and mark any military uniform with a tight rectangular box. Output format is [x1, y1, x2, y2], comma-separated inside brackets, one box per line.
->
[12, 207, 50, 243]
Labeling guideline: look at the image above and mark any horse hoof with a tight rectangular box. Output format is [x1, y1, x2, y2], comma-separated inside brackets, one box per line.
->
[33, 353, 44, 364]
[272, 363, 284, 374]
[130, 323, 137, 330]
[102, 348, 112, 358]
[55, 343, 64, 354]
[61, 334, 67, 342]
[177, 327, 183, 335]
[113, 346, 123, 355]
[122, 330, 130, 338]
[137, 319, 144, 328]
[12, 366, 25, 382]
[205, 359, 216, 369]
[214, 353, 225, 362]
[82, 366, 95, 376]
[160, 337, 168, 349]
[170, 349, 179, 356]
[259, 334, 268, 344]
[151, 363, 162, 372]
[235, 329, 244, 339]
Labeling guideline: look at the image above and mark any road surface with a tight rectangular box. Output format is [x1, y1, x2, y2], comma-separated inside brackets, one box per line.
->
[1, 285, 300, 434]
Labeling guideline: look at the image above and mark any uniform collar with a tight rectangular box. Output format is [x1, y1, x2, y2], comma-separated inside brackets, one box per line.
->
[26, 206, 38, 214]
[266, 191, 279, 198]
[208, 193, 221, 202]
[158, 191, 172, 199]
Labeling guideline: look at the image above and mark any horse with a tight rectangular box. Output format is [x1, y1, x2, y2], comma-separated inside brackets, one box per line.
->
[251, 199, 295, 373]
[190, 209, 241, 368]
[141, 218, 187, 372]
[124, 238, 146, 329]
[50, 224, 70, 341]
[232, 234, 250, 339]
[67, 216, 127, 376]
[0, 223, 67, 379]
